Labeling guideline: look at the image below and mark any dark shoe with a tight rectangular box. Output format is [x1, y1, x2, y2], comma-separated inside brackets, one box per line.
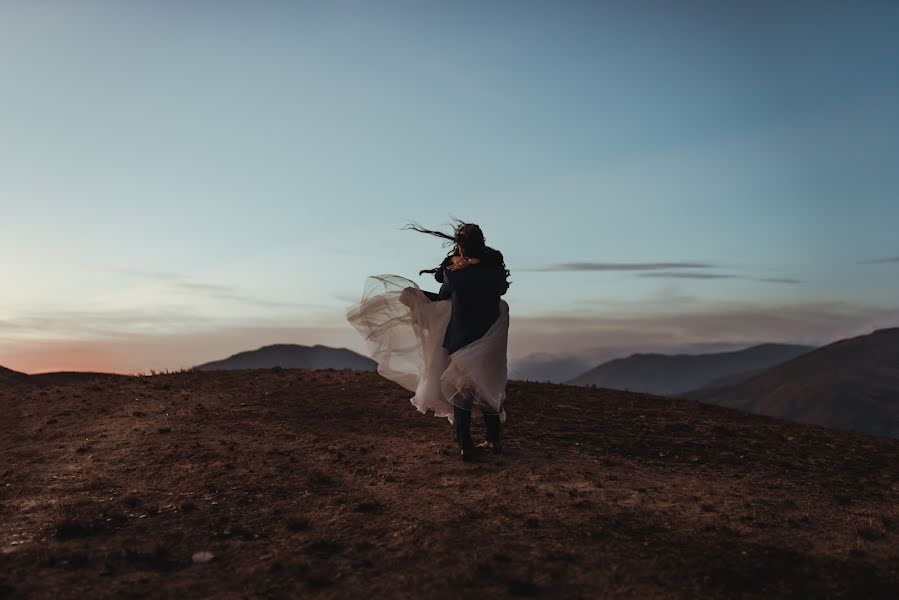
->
[460, 439, 479, 462]
[476, 440, 502, 454]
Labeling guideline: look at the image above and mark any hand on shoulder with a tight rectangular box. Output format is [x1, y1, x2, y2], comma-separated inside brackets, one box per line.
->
[448, 256, 480, 271]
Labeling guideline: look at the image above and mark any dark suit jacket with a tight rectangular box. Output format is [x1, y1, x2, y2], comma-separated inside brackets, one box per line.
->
[434, 264, 508, 354]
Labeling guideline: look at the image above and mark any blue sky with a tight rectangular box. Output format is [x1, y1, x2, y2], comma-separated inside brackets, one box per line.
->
[1, 1, 898, 372]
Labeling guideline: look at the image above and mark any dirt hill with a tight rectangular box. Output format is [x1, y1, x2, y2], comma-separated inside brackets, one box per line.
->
[0, 366, 30, 387]
[1, 370, 897, 598]
[689, 328, 899, 438]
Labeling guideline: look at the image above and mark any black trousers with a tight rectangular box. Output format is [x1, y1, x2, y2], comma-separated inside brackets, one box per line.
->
[453, 394, 501, 450]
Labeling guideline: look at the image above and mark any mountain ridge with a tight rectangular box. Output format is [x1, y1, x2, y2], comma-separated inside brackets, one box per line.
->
[688, 327, 899, 437]
[568, 343, 815, 395]
[0, 365, 30, 386]
[194, 343, 377, 372]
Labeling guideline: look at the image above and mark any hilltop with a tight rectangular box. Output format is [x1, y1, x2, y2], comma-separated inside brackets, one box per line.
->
[1, 369, 897, 598]
[0, 366, 30, 387]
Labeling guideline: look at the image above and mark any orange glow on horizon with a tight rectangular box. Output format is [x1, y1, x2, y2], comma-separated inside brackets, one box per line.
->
[1, 342, 124, 374]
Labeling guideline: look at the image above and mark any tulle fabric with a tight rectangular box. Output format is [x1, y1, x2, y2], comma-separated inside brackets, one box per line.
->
[346, 274, 508, 421]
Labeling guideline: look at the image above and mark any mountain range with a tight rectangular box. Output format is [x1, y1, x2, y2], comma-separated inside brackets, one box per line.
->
[568, 343, 815, 395]
[5, 328, 897, 438]
[193, 344, 377, 372]
[508, 352, 592, 383]
[689, 328, 899, 438]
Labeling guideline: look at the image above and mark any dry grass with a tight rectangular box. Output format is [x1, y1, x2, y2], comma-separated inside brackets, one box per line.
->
[1, 369, 897, 598]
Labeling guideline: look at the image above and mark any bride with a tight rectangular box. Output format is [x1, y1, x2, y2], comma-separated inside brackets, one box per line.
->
[346, 221, 511, 461]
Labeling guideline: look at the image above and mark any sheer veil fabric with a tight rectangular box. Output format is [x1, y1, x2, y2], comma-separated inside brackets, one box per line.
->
[346, 275, 509, 422]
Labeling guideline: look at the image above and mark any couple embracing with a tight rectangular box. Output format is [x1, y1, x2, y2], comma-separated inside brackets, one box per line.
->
[347, 221, 511, 461]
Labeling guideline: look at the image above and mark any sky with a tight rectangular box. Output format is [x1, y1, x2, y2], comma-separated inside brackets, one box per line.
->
[1, 1, 898, 373]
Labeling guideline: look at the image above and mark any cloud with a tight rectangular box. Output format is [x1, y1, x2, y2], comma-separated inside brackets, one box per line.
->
[172, 282, 299, 309]
[0, 307, 214, 340]
[638, 272, 738, 280]
[115, 268, 182, 281]
[112, 267, 312, 310]
[175, 282, 233, 294]
[859, 256, 899, 264]
[202, 293, 299, 309]
[506, 301, 899, 361]
[331, 291, 365, 304]
[637, 273, 801, 283]
[755, 277, 801, 284]
[529, 262, 716, 272]
[525, 261, 801, 283]
[0, 301, 328, 343]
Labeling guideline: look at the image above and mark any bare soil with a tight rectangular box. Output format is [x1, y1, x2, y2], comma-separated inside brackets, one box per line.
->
[1, 369, 897, 598]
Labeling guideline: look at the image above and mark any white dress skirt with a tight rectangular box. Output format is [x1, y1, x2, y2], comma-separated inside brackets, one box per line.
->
[346, 274, 509, 422]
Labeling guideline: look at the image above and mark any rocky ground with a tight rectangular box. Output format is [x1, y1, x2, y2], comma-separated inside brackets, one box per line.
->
[1, 369, 897, 598]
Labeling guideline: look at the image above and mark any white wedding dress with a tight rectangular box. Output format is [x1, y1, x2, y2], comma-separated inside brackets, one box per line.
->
[346, 274, 509, 421]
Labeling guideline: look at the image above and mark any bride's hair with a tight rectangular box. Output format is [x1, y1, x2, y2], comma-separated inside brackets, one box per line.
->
[403, 219, 511, 288]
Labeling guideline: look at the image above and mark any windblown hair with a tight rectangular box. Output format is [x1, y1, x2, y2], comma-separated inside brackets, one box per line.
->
[403, 219, 511, 289]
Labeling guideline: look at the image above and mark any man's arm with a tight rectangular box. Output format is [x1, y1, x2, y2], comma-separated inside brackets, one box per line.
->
[434, 255, 454, 283]
[437, 270, 452, 300]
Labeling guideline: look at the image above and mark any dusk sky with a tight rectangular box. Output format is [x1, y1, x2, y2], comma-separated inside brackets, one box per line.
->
[2, 1, 898, 373]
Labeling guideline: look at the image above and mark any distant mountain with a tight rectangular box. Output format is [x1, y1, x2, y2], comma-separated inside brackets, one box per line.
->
[509, 353, 592, 383]
[194, 344, 377, 372]
[696, 368, 768, 390]
[568, 343, 815, 395]
[688, 328, 899, 438]
[0, 365, 30, 386]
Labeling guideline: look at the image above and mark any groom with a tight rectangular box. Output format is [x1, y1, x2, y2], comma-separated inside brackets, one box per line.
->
[435, 250, 508, 460]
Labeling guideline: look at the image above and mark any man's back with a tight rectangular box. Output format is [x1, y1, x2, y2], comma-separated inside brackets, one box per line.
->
[439, 264, 508, 354]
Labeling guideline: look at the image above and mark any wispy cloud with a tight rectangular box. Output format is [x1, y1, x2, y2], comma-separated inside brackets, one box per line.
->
[113, 268, 312, 310]
[331, 291, 365, 304]
[200, 292, 298, 309]
[0, 307, 213, 340]
[170, 282, 299, 308]
[115, 268, 182, 281]
[529, 262, 716, 272]
[507, 301, 899, 361]
[859, 256, 899, 264]
[755, 277, 801, 284]
[176, 282, 233, 294]
[638, 273, 801, 283]
[527, 261, 800, 283]
[0, 320, 24, 331]
[638, 272, 737, 280]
